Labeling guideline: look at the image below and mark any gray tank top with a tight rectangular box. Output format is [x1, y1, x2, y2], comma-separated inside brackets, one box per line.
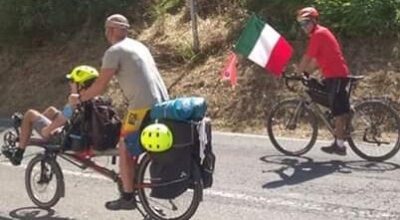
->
[102, 38, 169, 109]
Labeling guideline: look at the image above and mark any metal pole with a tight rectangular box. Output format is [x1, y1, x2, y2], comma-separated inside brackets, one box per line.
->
[189, 0, 200, 53]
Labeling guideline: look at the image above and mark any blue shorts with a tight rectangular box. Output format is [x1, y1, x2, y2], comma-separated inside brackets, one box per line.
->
[124, 131, 144, 156]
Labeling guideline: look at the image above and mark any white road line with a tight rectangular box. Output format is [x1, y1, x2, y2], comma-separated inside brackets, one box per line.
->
[1, 162, 398, 219]
[215, 131, 312, 142]
[204, 190, 399, 219]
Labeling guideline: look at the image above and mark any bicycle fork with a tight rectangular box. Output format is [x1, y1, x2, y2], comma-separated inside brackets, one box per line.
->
[286, 101, 304, 130]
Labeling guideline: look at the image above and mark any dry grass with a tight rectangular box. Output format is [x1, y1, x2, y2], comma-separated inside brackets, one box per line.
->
[1, 9, 400, 135]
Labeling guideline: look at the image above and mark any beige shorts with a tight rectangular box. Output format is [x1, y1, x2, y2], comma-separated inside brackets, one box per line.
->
[32, 115, 51, 136]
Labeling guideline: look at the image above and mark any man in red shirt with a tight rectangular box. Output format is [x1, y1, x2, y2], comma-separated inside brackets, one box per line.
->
[295, 7, 350, 156]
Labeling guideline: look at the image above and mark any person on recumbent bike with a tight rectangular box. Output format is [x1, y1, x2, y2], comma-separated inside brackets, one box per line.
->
[2, 65, 99, 166]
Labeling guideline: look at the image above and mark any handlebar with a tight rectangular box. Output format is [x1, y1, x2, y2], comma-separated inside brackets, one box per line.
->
[282, 72, 311, 92]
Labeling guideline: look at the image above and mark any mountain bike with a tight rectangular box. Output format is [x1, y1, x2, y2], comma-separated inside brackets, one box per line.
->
[1, 112, 204, 220]
[266, 73, 400, 162]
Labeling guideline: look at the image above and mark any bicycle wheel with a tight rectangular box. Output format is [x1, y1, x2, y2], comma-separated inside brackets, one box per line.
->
[137, 154, 203, 220]
[25, 154, 65, 208]
[267, 99, 318, 156]
[1, 128, 18, 154]
[348, 100, 400, 161]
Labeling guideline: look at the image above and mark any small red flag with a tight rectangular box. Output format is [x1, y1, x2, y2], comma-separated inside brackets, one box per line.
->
[221, 51, 238, 88]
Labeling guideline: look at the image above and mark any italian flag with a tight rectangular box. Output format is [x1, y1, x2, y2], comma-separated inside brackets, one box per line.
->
[234, 15, 293, 77]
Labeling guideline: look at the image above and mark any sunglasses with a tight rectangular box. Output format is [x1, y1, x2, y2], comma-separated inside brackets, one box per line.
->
[299, 19, 313, 28]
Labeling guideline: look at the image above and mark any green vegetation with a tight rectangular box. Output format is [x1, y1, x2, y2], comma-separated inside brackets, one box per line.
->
[239, 0, 400, 38]
[0, 0, 399, 43]
[315, 0, 400, 37]
[176, 40, 199, 62]
[151, 0, 183, 17]
[0, 0, 137, 43]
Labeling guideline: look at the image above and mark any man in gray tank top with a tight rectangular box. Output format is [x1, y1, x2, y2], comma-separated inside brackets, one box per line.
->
[69, 14, 169, 210]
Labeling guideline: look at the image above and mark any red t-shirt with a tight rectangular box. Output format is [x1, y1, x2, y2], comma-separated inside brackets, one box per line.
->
[306, 25, 349, 78]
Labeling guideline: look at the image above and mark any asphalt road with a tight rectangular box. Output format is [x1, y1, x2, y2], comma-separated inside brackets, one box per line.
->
[1, 121, 400, 220]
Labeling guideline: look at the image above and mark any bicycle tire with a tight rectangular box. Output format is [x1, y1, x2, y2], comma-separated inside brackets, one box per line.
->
[25, 154, 65, 208]
[267, 99, 318, 156]
[137, 154, 203, 220]
[348, 100, 400, 161]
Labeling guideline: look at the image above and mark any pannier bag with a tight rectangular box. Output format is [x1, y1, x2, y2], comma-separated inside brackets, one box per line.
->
[149, 120, 196, 199]
[306, 78, 330, 107]
[88, 97, 121, 151]
[150, 97, 207, 121]
[61, 96, 121, 151]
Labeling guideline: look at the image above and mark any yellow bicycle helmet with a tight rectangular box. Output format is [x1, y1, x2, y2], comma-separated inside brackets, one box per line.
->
[140, 123, 173, 153]
[66, 65, 99, 86]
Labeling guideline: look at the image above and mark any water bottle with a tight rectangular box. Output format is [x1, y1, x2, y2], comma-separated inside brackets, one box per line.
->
[62, 104, 74, 120]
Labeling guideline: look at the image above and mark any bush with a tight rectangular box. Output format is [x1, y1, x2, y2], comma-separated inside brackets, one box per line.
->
[230, 0, 400, 38]
[315, 0, 400, 37]
[0, 0, 137, 44]
[151, 0, 183, 17]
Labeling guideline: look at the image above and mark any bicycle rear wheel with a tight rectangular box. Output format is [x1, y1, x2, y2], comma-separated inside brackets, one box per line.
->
[137, 154, 203, 220]
[25, 154, 65, 208]
[348, 100, 400, 161]
[267, 99, 318, 156]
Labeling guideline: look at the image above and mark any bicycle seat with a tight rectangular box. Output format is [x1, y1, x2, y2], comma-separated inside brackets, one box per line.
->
[28, 136, 62, 152]
[348, 75, 365, 82]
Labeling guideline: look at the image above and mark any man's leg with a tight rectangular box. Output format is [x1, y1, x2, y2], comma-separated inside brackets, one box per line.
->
[105, 138, 137, 210]
[105, 109, 149, 210]
[321, 78, 349, 156]
[119, 139, 136, 192]
[42, 106, 60, 121]
[5, 109, 46, 165]
[19, 110, 45, 149]
[335, 114, 348, 140]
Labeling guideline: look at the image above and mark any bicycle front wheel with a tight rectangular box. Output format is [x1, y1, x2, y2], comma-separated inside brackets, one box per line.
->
[348, 100, 400, 161]
[267, 99, 318, 156]
[25, 154, 64, 208]
[137, 154, 203, 220]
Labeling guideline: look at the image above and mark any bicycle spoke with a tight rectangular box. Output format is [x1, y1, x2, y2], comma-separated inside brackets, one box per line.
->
[349, 101, 400, 161]
[267, 100, 318, 156]
[137, 154, 202, 220]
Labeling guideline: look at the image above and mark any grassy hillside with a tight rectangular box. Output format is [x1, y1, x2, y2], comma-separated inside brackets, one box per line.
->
[1, 1, 400, 133]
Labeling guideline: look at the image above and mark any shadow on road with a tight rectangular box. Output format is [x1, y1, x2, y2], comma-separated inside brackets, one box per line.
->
[6, 207, 74, 220]
[260, 155, 400, 189]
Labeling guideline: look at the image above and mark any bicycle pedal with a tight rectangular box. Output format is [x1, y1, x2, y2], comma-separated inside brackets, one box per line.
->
[1, 146, 14, 159]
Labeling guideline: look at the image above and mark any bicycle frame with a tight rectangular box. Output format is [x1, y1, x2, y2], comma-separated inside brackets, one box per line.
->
[268, 73, 400, 161]
[22, 137, 154, 217]
[1, 112, 205, 220]
[27, 137, 121, 182]
[284, 73, 359, 137]
[299, 98, 336, 135]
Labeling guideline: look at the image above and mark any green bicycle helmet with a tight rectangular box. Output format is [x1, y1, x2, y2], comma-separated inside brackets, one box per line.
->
[66, 65, 99, 87]
[140, 123, 173, 153]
